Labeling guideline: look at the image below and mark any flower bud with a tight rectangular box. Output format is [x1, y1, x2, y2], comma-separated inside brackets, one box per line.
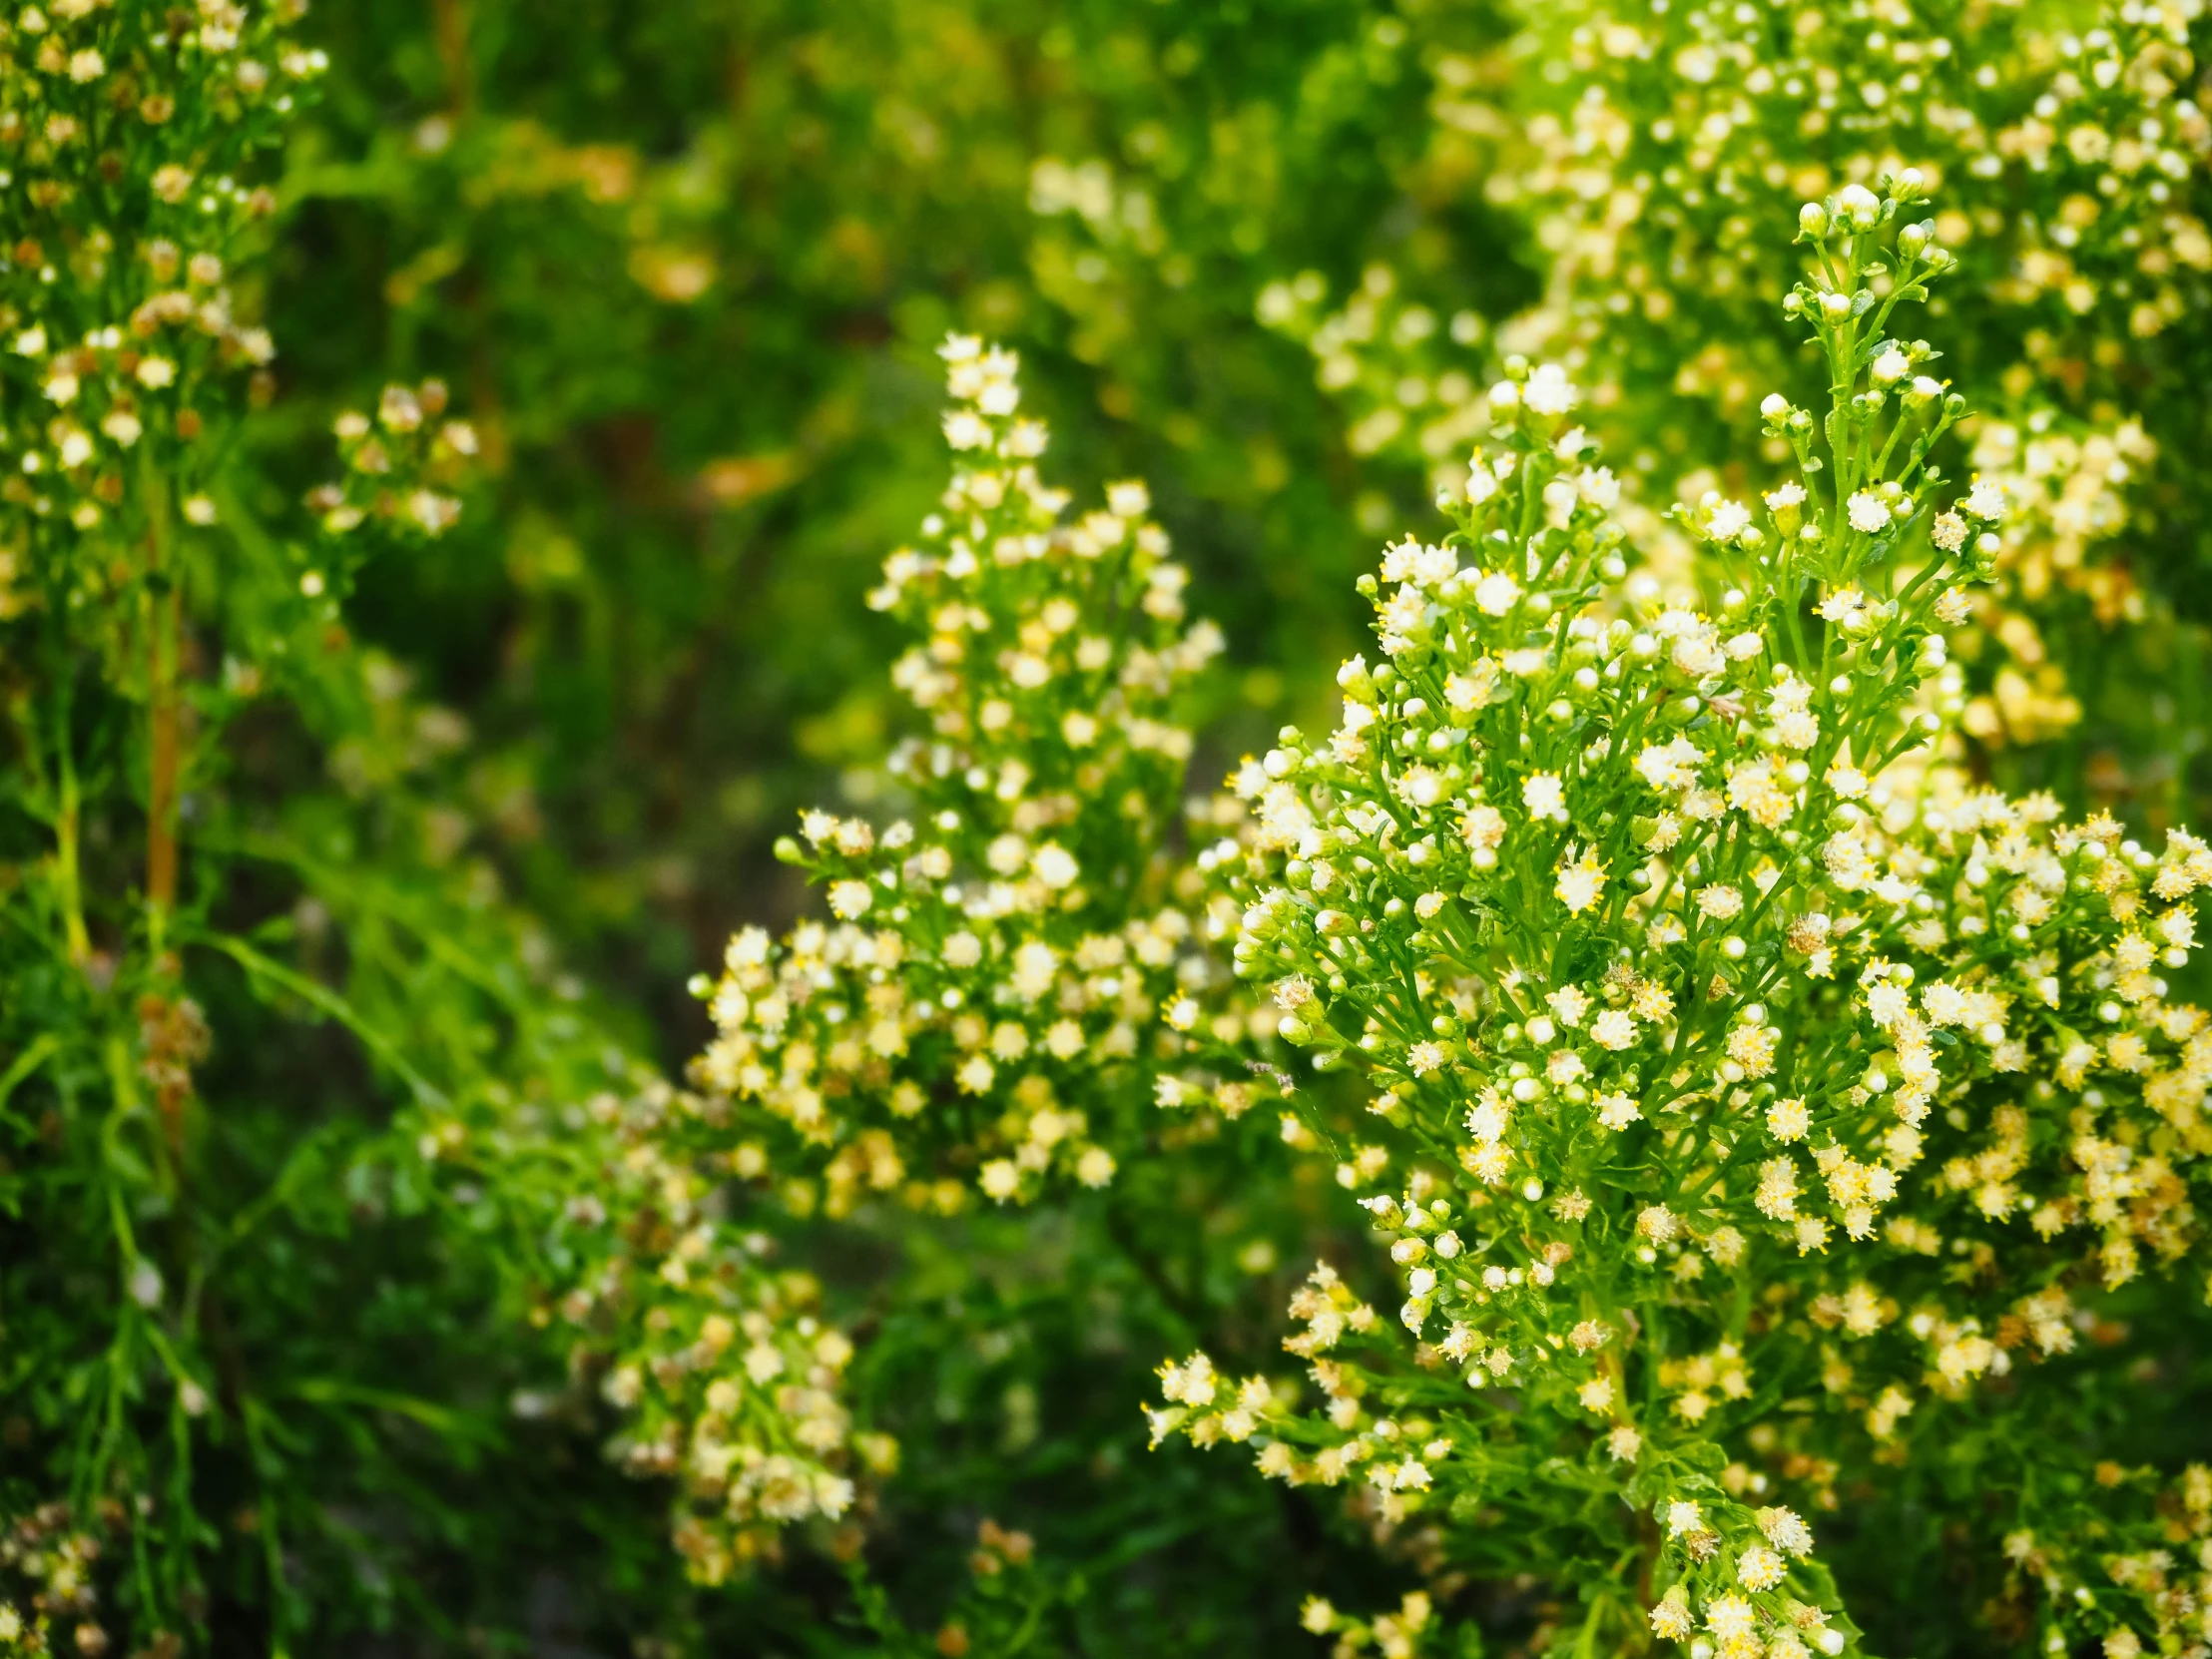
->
[1799, 202, 1829, 237]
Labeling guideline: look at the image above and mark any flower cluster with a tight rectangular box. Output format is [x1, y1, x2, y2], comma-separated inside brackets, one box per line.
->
[305, 378, 477, 542]
[1267, 0, 2211, 767]
[0, 1505, 113, 1659]
[0, 0, 323, 583]
[573, 337, 1278, 1578]
[1952, 409, 2158, 745]
[1152, 197, 2212, 1654]
[1997, 1461, 2212, 1656]
[686, 335, 1249, 1213]
[493, 1078, 888, 1586]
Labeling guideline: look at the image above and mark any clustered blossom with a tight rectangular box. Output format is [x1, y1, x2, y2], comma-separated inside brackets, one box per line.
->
[1151, 196, 2212, 1657]
[1257, 0, 2211, 797]
[0, 0, 327, 611]
[534, 1080, 892, 1585]
[306, 379, 477, 543]
[1952, 411, 2161, 745]
[690, 335, 1249, 1211]
[588, 339, 1275, 1577]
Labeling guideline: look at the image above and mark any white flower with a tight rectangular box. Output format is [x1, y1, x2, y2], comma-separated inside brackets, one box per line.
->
[1466, 458, 1499, 504]
[1965, 478, 2008, 520]
[1031, 843, 1079, 888]
[1461, 804, 1506, 850]
[1738, 1544, 1787, 1591]
[1521, 363, 1578, 416]
[1705, 1594, 1758, 1640]
[1010, 940, 1059, 1002]
[1591, 1010, 1639, 1051]
[1635, 740, 1697, 792]
[1473, 570, 1521, 615]
[1522, 773, 1566, 821]
[1758, 1505, 1816, 1557]
[1705, 497, 1752, 542]
[1847, 491, 1890, 534]
[1651, 1587, 1693, 1641]
[1931, 510, 1966, 551]
[1697, 884, 1744, 919]
[1554, 849, 1607, 914]
[1817, 586, 1865, 623]
[1870, 345, 1910, 384]
[1837, 182, 1881, 226]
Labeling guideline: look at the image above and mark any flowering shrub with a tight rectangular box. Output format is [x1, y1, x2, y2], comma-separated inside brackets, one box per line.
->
[575, 174, 2212, 1657]
[0, 1, 758, 1649]
[6, 3, 2212, 1657]
[1162, 182, 2212, 1657]
[1265, 0, 2212, 788]
[597, 333, 1278, 1587]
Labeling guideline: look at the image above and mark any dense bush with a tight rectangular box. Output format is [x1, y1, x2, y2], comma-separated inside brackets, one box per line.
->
[2, 2, 2210, 1657]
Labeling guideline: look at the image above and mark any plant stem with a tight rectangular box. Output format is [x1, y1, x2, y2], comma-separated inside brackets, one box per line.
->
[54, 679, 92, 967]
[148, 584, 181, 925]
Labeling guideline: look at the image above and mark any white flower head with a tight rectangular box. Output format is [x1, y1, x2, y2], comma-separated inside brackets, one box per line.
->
[1964, 478, 2007, 521]
[1704, 496, 1752, 543]
[1522, 773, 1566, 822]
[1521, 363, 1579, 416]
[1474, 570, 1522, 616]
